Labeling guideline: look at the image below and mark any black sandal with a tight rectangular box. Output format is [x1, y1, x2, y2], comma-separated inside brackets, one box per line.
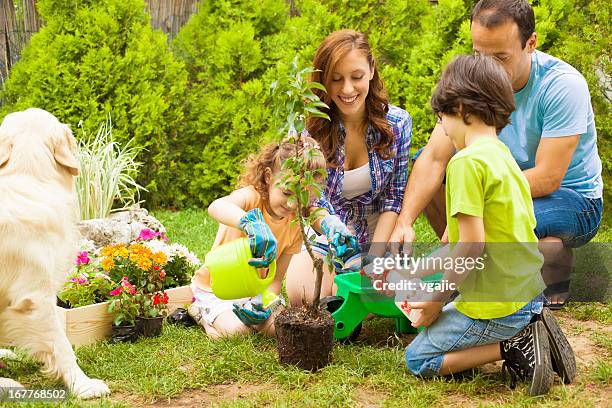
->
[544, 280, 570, 310]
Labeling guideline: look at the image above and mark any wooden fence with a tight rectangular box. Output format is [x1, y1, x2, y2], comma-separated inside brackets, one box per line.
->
[0, 0, 199, 83]
[0, 0, 40, 84]
[145, 0, 198, 39]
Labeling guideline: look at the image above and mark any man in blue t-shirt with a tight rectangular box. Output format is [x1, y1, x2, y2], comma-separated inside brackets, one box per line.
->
[390, 0, 603, 308]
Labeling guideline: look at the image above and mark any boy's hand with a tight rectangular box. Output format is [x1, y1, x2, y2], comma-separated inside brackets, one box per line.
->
[321, 215, 359, 258]
[238, 208, 278, 268]
[406, 301, 443, 327]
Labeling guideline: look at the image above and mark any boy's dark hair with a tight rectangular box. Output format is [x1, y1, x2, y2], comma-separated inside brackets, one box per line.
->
[471, 0, 535, 48]
[431, 54, 515, 133]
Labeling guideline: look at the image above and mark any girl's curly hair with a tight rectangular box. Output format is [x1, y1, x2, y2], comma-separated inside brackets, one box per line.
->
[238, 135, 327, 201]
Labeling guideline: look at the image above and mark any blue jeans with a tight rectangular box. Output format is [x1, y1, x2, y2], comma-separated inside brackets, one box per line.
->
[405, 294, 545, 377]
[533, 187, 603, 248]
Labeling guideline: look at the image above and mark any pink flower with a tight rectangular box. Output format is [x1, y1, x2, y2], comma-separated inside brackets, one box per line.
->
[110, 286, 122, 296]
[138, 228, 157, 241]
[76, 251, 90, 266]
[120, 277, 137, 295]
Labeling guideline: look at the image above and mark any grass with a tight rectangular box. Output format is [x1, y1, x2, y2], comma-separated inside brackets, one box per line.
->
[1, 209, 610, 407]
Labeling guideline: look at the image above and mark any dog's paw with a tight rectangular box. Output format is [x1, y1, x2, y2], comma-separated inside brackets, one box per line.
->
[0, 377, 24, 388]
[70, 378, 110, 399]
[0, 350, 18, 360]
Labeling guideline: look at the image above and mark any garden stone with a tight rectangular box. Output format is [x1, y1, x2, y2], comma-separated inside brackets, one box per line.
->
[77, 206, 166, 247]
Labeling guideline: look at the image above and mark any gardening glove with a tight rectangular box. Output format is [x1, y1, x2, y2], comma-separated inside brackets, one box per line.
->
[238, 208, 278, 268]
[232, 293, 285, 326]
[320, 215, 359, 259]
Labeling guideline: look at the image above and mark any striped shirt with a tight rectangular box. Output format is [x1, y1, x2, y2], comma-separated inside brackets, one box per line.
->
[316, 105, 412, 248]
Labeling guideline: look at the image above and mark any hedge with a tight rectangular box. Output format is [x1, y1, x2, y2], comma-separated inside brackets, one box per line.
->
[1, 0, 609, 221]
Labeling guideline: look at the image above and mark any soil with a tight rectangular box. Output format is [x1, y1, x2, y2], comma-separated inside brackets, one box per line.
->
[111, 383, 278, 407]
[275, 306, 334, 372]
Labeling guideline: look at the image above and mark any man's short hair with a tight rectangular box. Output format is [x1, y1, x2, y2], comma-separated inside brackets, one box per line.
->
[471, 0, 535, 48]
[431, 54, 516, 133]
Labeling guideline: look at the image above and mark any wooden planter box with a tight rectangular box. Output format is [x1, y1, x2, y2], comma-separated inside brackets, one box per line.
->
[0, 285, 193, 347]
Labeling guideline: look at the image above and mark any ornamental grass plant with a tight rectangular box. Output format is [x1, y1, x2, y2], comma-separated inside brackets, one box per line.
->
[75, 116, 146, 220]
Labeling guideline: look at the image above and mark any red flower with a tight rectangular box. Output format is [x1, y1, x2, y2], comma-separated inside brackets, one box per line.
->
[162, 292, 169, 304]
[110, 286, 122, 296]
[159, 270, 166, 280]
[152, 293, 162, 306]
[153, 265, 160, 271]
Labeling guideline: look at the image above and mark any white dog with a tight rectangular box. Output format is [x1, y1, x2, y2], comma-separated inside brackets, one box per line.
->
[0, 108, 110, 398]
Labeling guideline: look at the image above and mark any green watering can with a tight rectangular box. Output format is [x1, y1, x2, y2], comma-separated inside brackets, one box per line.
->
[204, 237, 278, 308]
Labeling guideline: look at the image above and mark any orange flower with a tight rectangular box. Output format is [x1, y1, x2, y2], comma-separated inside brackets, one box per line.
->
[101, 243, 127, 258]
[101, 257, 115, 272]
[137, 258, 152, 271]
[114, 246, 129, 258]
[152, 251, 167, 265]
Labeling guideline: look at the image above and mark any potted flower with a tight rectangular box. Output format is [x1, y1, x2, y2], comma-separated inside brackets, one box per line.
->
[107, 277, 140, 343]
[58, 250, 116, 308]
[136, 290, 169, 337]
[138, 230, 201, 289]
[100, 241, 168, 293]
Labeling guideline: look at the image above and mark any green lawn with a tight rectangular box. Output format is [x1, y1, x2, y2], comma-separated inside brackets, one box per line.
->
[1, 209, 609, 407]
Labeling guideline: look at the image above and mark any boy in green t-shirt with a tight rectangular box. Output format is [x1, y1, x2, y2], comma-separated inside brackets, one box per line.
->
[400, 55, 575, 396]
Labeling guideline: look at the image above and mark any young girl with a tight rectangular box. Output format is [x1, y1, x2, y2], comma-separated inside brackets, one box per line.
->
[286, 29, 412, 305]
[188, 136, 353, 338]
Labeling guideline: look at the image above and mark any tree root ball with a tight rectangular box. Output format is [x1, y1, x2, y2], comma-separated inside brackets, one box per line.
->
[275, 307, 334, 372]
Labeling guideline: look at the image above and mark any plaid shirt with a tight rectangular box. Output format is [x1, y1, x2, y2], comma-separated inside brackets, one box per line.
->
[317, 105, 412, 247]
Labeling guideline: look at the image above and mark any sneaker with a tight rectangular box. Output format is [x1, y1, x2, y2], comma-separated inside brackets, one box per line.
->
[500, 321, 554, 396]
[537, 308, 576, 384]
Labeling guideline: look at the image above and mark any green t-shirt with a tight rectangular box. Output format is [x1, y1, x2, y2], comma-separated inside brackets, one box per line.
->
[446, 137, 545, 319]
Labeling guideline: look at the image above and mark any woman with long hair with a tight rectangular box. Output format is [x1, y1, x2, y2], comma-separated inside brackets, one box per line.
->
[286, 29, 412, 305]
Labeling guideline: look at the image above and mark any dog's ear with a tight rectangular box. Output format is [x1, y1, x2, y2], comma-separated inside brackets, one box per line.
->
[0, 139, 10, 167]
[54, 124, 80, 176]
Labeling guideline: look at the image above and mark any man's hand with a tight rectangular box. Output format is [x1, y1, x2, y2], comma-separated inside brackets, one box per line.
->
[440, 226, 449, 244]
[406, 301, 443, 328]
[388, 218, 416, 256]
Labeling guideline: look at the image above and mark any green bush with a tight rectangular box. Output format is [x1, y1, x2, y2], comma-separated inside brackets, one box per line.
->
[0, 0, 188, 208]
[171, 0, 608, 224]
[2, 0, 607, 225]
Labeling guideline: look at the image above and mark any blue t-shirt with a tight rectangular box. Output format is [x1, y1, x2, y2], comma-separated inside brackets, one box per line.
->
[499, 50, 603, 199]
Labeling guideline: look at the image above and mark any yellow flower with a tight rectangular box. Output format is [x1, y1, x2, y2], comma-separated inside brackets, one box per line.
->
[101, 257, 115, 272]
[152, 252, 167, 265]
[138, 258, 152, 271]
[101, 243, 127, 258]
[114, 247, 129, 258]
